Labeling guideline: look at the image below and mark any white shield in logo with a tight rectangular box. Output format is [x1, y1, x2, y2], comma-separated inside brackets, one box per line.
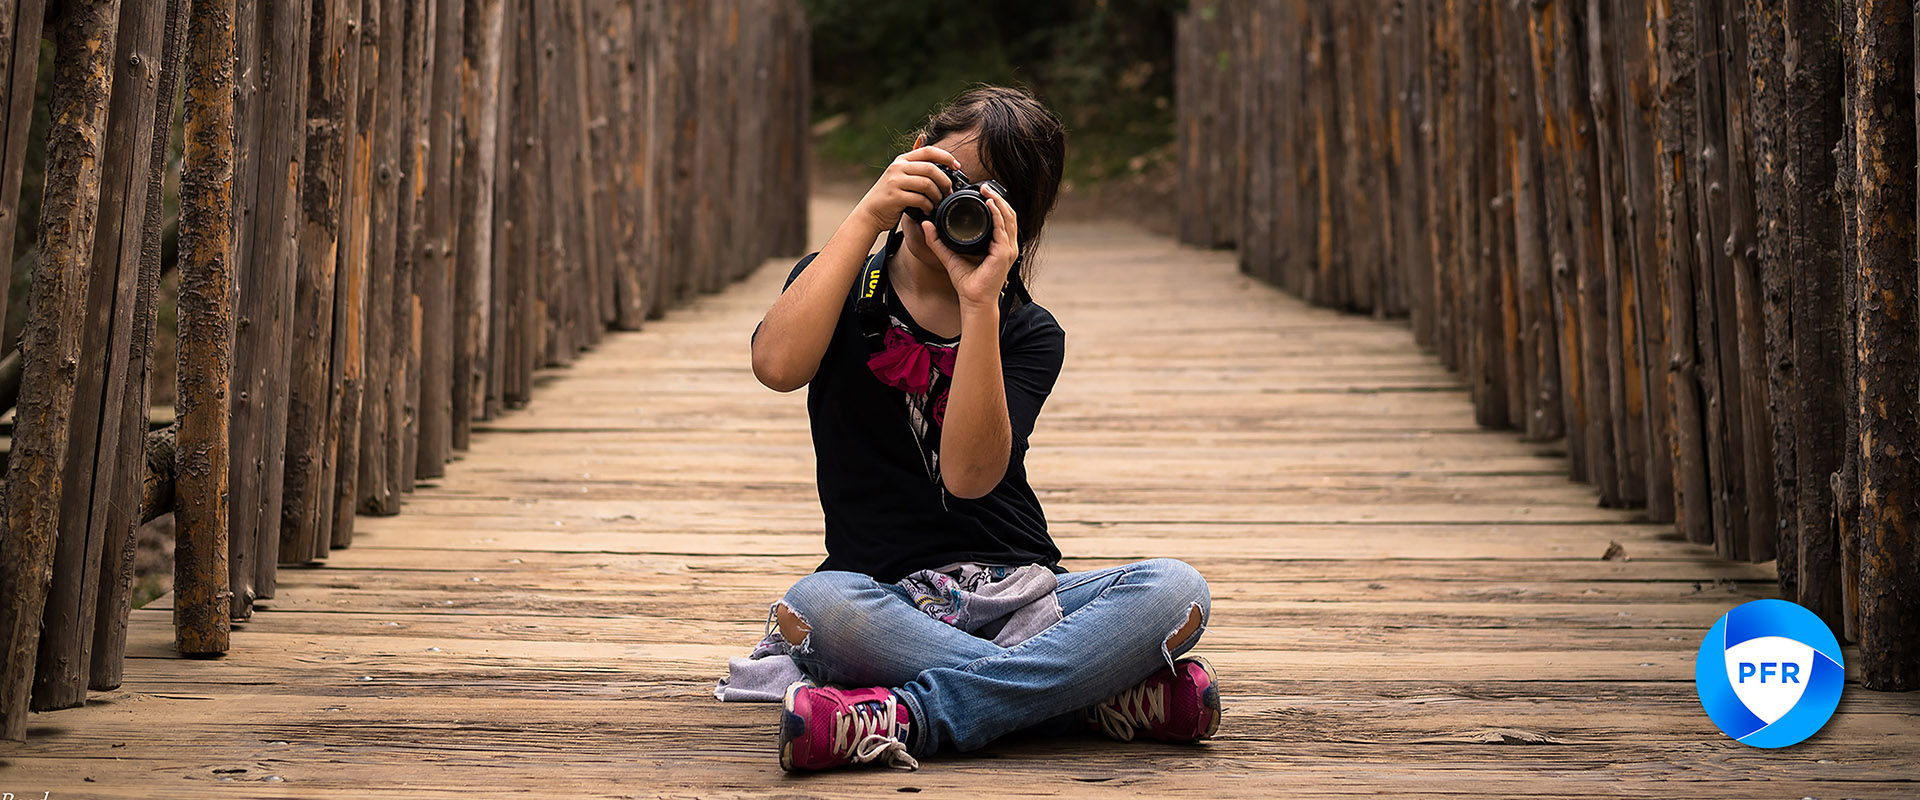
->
[1723, 635, 1815, 725]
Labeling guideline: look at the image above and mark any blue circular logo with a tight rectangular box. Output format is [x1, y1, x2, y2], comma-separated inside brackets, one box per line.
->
[1695, 599, 1844, 747]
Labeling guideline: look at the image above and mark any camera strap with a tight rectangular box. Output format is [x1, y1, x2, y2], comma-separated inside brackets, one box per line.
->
[854, 229, 1021, 355]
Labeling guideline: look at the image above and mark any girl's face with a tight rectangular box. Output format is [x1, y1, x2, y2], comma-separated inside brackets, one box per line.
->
[901, 130, 991, 278]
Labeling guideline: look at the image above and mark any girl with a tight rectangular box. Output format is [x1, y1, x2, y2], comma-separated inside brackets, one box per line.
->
[748, 85, 1217, 772]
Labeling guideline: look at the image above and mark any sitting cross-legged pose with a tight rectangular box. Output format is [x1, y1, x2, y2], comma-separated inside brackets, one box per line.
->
[745, 85, 1217, 772]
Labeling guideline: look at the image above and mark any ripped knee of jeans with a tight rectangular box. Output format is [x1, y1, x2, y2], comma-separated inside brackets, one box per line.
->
[1160, 602, 1205, 671]
[774, 601, 813, 652]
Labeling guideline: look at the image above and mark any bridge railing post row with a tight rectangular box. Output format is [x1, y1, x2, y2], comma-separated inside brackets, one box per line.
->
[0, 0, 809, 741]
[1176, 0, 1919, 690]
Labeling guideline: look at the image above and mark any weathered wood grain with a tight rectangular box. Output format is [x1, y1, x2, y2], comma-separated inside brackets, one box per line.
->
[282, 0, 358, 566]
[0, 0, 44, 339]
[2, 0, 124, 735]
[173, 0, 236, 658]
[94, 0, 192, 690]
[39, 0, 168, 711]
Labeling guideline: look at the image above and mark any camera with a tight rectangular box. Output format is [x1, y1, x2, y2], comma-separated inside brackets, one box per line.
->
[904, 164, 1007, 255]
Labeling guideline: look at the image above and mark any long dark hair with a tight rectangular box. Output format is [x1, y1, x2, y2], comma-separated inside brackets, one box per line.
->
[909, 85, 1068, 306]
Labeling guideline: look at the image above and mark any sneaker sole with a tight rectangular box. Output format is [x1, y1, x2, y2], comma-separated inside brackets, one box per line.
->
[778, 681, 805, 771]
[1184, 656, 1222, 741]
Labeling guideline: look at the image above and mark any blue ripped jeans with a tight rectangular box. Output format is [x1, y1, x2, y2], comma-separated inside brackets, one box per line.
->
[776, 558, 1212, 758]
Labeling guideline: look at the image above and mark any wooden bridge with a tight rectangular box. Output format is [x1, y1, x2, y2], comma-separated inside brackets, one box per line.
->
[2, 191, 1915, 796]
[0, 0, 1917, 795]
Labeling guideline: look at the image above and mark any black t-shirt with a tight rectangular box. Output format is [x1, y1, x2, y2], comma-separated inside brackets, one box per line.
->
[752, 236, 1067, 582]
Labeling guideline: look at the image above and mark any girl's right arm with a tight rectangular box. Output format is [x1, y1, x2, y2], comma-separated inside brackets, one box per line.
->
[750, 146, 960, 392]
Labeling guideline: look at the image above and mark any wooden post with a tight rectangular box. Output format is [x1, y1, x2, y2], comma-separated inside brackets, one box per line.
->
[357, 0, 404, 516]
[1527, 0, 1590, 484]
[0, 0, 124, 735]
[327, 0, 378, 550]
[225, 0, 260, 613]
[607, 0, 645, 331]
[1231, 2, 1269, 284]
[1615, 0, 1676, 523]
[1550, 2, 1617, 506]
[1745, 0, 1793, 580]
[1586, 0, 1648, 507]
[1307, 2, 1343, 311]
[1653, 0, 1713, 545]
[1687, 0, 1748, 560]
[504, 0, 538, 405]
[1783, 0, 1846, 633]
[1714, 0, 1777, 562]
[578, 0, 621, 327]
[1850, 0, 1918, 691]
[231, 0, 311, 607]
[536, 0, 575, 365]
[283, 0, 358, 566]
[483, 0, 514, 417]
[0, 0, 47, 337]
[1500, 0, 1562, 443]
[454, 0, 504, 444]
[37, 0, 169, 710]
[565, 0, 604, 338]
[395, 0, 426, 492]
[174, 0, 236, 657]
[415, 0, 460, 479]
[1836, 0, 1861, 644]
[93, 0, 191, 690]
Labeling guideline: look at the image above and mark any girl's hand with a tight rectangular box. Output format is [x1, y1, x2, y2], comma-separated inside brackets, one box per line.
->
[854, 145, 961, 233]
[922, 182, 1019, 313]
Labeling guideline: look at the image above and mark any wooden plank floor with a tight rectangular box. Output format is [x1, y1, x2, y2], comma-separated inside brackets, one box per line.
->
[3, 195, 1916, 798]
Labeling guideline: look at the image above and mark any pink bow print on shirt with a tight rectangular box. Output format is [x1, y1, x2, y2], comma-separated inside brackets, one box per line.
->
[866, 324, 957, 395]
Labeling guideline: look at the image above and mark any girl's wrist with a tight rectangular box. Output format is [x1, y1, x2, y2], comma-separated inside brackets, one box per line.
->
[959, 298, 1001, 325]
[842, 204, 889, 240]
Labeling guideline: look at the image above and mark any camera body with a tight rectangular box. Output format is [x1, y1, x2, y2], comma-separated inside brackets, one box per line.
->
[904, 164, 1007, 255]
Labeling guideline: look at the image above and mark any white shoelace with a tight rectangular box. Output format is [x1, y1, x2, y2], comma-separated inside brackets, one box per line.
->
[835, 694, 919, 770]
[1092, 681, 1168, 742]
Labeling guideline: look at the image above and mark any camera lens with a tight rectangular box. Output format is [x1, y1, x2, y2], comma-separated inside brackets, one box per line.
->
[944, 195, 990, 245]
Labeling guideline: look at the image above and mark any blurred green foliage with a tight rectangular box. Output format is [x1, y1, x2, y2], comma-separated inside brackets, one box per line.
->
[803, 0, 1186, 186]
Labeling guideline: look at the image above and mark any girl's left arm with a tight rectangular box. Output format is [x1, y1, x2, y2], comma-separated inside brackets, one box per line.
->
[940, 304, 1012, 499]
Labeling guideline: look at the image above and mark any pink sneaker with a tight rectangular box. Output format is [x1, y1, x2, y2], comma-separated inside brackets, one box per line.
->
[779, 683, 919, 771]
[1088, 656, 1221, 743]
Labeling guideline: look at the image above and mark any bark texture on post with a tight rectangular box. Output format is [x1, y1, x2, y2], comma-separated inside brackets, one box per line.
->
[415, 0, 459, 480]
[37, 0, 166, 711]
[1783, 0, 1846, 633]
[230, 0, 311, 610]
[1849, 0, 1918, 691]
[1, 0, 123, 732]
[0, 0, 47, 333]
[93, 0, 193, 691]
[282, 0, 358, 567]
[174, 0, 236, 658]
